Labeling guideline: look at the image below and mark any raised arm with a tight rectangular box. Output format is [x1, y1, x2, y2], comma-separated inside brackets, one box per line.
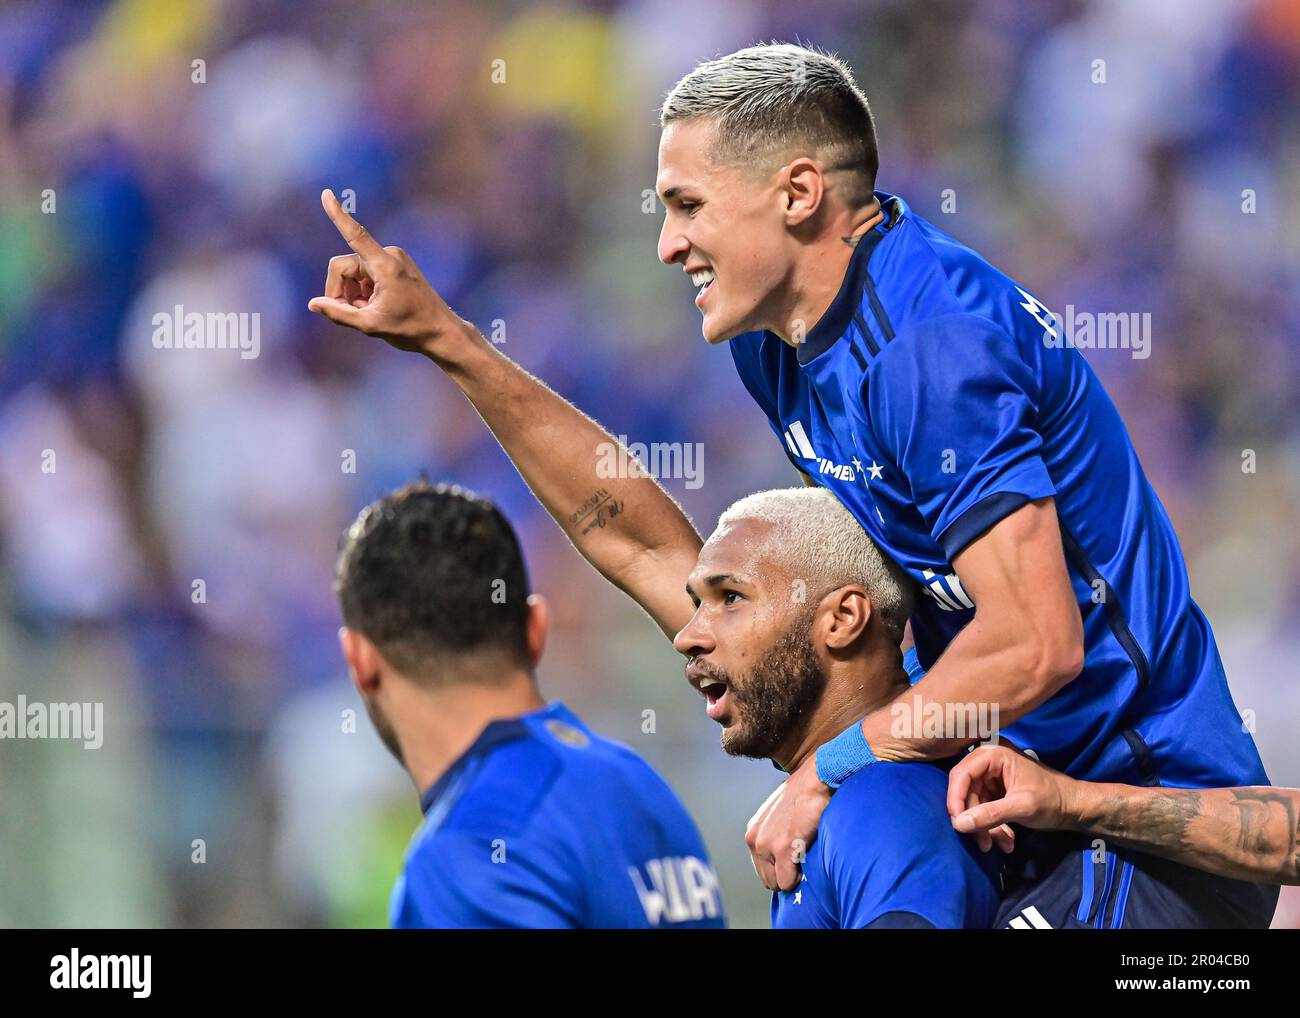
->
[308, 190, 699, 638]
[949, 746, 1300, 885]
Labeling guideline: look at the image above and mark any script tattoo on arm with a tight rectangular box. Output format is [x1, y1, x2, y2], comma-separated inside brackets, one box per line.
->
[568, 488, 626, 538]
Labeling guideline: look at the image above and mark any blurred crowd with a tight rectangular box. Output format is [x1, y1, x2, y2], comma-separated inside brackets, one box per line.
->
[0, 0, 1297, 929]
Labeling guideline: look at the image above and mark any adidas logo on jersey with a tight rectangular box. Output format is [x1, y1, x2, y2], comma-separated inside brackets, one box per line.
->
[1006, 906, 1053, 929]
[919, 568, 976, 612]
[782, 420, 867, 483]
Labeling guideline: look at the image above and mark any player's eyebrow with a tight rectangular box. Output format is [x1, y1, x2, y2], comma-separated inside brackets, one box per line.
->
[685, 573, 749, 600]
[658, 183, 696, 203]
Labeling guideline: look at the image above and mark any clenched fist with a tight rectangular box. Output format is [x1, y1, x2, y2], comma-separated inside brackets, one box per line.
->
[307, 189, 477, 364]
[745, 761, 832, 891]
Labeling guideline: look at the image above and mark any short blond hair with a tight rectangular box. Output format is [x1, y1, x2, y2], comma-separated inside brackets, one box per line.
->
[660, 42, 878, 203]
[714, 487, 913, 641]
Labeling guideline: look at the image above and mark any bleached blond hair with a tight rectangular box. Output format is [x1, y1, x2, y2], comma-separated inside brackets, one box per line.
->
[659, 42, 879, 204]
[713, 487, 914, 641]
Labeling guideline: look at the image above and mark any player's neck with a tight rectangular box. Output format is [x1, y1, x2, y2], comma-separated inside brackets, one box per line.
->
[395, 670, 546, 798]
[772, 645, 908, 774]
[770, 197, 884, 347]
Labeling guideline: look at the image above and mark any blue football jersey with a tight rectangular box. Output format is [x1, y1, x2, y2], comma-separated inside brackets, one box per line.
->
[730, 191, 1266, 789]
[389, 701, 726, 928]
[771, 760, 1001, 928]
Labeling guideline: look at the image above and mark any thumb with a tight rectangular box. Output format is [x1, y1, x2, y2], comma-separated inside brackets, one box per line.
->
[309, 296, 368, 330]
[953, 798, 1016, 834]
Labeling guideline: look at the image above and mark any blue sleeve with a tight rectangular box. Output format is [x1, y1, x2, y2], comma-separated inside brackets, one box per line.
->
[392, 831, 581, 929]
[820, 768, 999, 929]
[867, 313, 1056, 559]
[903, 646, 925, 685]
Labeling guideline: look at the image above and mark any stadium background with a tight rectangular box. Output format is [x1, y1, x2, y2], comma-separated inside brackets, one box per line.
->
[0, 0, 1297, 929]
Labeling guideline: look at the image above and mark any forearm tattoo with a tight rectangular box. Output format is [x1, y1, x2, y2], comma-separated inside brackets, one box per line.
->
[1090, 787, 1299, 883]
[1092, 789, 1203, 858]
[1229, 788, 1300, 883]
[568, 489, 625, 538]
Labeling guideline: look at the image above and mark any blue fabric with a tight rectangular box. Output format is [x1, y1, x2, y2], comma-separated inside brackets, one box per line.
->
[771, 761, 1001, 929]
[390, 701, 726, 929]
[728, 191, 1268, 790]
[996, 831, 1278, 929]
[815, 718, 877, 788]
[903, 646, 925, 686]
[866, 910, 937, 928]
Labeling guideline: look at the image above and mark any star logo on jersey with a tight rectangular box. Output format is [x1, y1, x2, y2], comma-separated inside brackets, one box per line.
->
[783, 420, 872, 485]
[852, 456, 886, 483]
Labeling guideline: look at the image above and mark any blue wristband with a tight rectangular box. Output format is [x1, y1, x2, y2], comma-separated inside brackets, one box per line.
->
[815, 720, 877, 789]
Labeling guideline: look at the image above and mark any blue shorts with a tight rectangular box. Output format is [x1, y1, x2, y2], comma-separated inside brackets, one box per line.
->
[994, 831, 1279, 929]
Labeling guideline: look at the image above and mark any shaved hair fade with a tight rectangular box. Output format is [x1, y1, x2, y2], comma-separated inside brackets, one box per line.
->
[715, 486, 914, 642]
[335, 481, 531, 681]
[660, 42, 879, 206]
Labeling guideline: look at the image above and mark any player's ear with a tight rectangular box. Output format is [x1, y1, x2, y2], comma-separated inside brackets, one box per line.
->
[524, 594, 549, 668]
[780, 157, 825, 226]
[819, 586, 872, 651]
[339, 627, 382, 694]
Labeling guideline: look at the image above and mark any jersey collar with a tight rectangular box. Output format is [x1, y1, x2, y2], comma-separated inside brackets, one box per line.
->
[794, 190, 904, 365]
[417, 700, 573, 816]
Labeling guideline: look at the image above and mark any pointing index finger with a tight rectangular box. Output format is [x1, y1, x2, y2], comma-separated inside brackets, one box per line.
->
[321, 188, 388, 261]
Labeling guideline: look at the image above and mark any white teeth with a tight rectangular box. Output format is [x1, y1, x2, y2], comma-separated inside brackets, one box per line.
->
[690, 269, 716, 287]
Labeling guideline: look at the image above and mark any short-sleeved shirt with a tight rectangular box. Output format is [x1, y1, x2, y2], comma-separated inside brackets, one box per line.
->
[771, 760, 1001, 928]
[390, 701, 726, 928]
[729, 192, 1266, 791]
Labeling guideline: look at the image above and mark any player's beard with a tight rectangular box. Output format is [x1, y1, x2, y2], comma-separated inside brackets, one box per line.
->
[715, 610, 827, 761]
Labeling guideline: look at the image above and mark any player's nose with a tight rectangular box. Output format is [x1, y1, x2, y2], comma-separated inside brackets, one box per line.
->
[673, 609, 714, 657]
[657, 216, 688, 266]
